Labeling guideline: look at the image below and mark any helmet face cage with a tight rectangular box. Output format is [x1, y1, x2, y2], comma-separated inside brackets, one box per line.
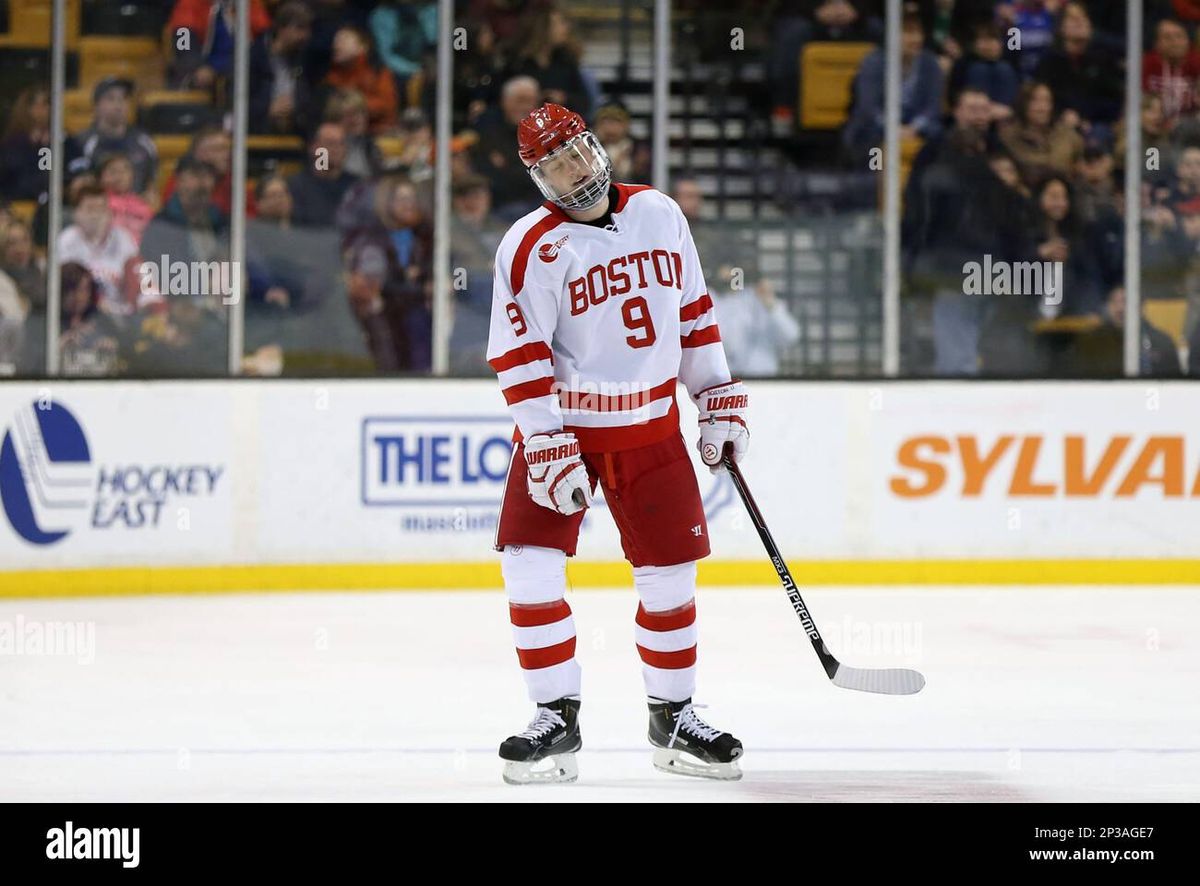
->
[528, 131, 612, 212]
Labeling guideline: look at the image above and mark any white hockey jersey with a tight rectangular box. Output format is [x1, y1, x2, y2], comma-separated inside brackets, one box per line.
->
[486, 184, 731, 453]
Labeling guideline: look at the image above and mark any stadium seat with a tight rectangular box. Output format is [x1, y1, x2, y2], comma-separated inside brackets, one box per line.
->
[7, 201, 36, 225]
[799, 42, 874, 130]
[1143, 298, 1187, 348]
[79, 35, 162, 92]
[152, 134, 191, 195]
[139, 90, 219, 134]
[81, 0, 166, 38]
[0, 0, 80, 49]
[64, 88, 95, 132]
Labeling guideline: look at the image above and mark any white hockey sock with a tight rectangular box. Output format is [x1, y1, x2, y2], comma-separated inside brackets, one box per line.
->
[633, 561, 698, 702]
[502, 544, 581, 703]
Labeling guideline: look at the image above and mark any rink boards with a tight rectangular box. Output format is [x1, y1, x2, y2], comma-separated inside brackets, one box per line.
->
[0, 380, 1198, 595]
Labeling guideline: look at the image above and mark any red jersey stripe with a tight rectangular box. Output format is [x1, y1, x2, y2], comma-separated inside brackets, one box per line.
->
[563, 399, 680, 452]
[502, 376, 556, 405]
[636, 644, 697, 669]
[517, 636, 577, 670]
[635, 601, 697, 632]
[489, 341, 554, 373]
[510, 213, 566, 297]
[679, 294, 713, 323]
[509, 599, 572, 628]
[681, 325, 722, 348]
[558, 377, 677, 412]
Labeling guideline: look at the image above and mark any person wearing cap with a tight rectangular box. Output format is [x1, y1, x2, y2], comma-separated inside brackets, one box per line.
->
[592, 102, 650, 184]
[65, 77, 159, 196]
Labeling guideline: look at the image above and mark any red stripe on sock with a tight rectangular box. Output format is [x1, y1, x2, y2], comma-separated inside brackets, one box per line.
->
[517, 636, 577, 669]
[509, 599, 572, 628]
[636, 644, 697, 669]
[635, 600, 696, 632]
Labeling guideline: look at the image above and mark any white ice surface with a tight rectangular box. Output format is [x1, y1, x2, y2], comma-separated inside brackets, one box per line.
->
[1, 586, 1197, 802]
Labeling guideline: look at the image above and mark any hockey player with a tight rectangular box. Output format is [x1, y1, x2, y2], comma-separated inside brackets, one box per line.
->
[486, 103, 750, 784]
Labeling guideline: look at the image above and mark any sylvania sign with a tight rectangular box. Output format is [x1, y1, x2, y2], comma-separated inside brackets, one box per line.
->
[890, 434, 1200, 498]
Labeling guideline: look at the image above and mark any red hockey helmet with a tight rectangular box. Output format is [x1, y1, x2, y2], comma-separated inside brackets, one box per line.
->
[517, 103, 612, 212]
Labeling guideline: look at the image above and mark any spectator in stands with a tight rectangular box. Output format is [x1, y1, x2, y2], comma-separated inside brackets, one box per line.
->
[904, 87, 1024, 375]
[392, 109, 434, 182]
[323, 26, 399, 133]
[1, 220, 45, 373]
[471, 75, 542, 220]
[1116, 94, 1174, 188]
[1177, 195, 1200, 347]
[244, 175, 298, 358]
[997, 1, 1058, 79]
[287, 122, 361, 227]
[1071, 145, 1117, 225]
[988, 149, 1033, 203]
[672, 176, 758, 300]
[1170, 146, 1200, 208]
[167, 0, 271, 90]
[977, 147, 1046, 375]
[1070, 285, 1183, 377]
[449, 173, 506, 375]
[248, 0, 315, 136]
[713, 277, 802, 377]
[98, 153, 153, 247]
[58, 184, 139, 316]
[453, 18, 504, 127]
[593, 103, 651, 185]
[66, 78, 158, 197]
[767, 0, 883, 126]
[369, 0, 438, 98]
[0, 86, 51, 201]
[246, 174, 315, 317]
[254, 174, 293, 229]
[916, 0, 997, 69]
[58, 262, 121, 377]
[1032, 175, 1103, 318]
[998, 82, 1083, 186]
[245, 172, 371, 374]
[1034, 3, 1122, 134]
[0, 265, 25, 374]
[342, 175, 433, 370]
[507, 6, 594, 118]
[325, 90, 384, 178]
[843, 9, 944, 161]
[161, 127, 253, 218]
[1142, 18, 1200, 126]
[946, 21, 1018, 121]
[670, 176, 795, 373]
[1140, 181, 1192, 303]
[140, 156, 230, 299]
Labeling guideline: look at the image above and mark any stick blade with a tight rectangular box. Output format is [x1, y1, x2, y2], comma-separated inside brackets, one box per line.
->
[831, 665, 926, 695]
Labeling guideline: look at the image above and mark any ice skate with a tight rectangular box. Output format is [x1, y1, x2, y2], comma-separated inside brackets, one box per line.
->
[648, 697, 743, 780]
[499, 697, 582, 785]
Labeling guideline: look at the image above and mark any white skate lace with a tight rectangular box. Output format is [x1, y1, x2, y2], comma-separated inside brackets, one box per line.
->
[668, 703, 723, 748]
[518, 706, 566, 740]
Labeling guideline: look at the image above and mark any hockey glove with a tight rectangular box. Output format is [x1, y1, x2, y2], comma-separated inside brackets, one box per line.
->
[524, 431, 592, 516]
[695, 380, 749, 474]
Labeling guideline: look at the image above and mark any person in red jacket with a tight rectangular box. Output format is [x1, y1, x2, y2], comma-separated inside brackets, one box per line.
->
[167, 0, 272, 89]
[322, 26, 399, 133]
[1142, 17, 1200, 126]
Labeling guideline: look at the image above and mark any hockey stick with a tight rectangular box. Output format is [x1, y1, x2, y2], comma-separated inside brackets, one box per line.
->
[721, 446, 926, 696]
